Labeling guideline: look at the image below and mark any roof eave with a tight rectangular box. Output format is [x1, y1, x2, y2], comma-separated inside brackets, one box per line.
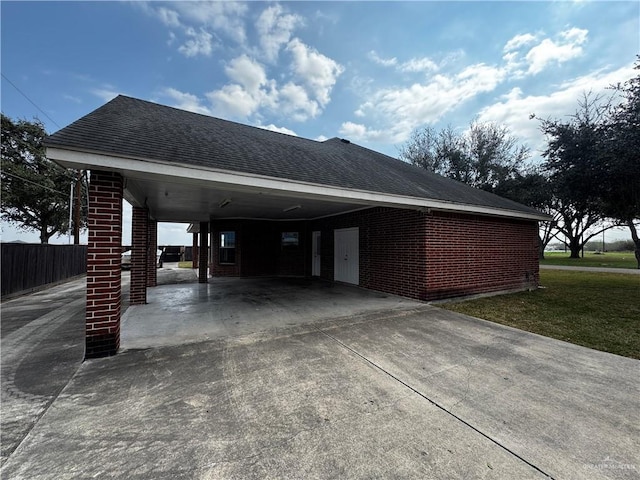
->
[46, 145, 550, 222]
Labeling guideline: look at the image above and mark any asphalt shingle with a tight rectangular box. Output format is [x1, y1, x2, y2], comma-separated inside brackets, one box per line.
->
[45, 95, 542, 217]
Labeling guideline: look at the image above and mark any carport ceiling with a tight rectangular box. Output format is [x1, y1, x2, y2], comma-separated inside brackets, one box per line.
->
[123, 171, 370, 223]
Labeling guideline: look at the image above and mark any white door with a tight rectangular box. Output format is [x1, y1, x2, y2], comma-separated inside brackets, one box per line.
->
[334, 227, 359, 285]
[312, 231, 321, 276]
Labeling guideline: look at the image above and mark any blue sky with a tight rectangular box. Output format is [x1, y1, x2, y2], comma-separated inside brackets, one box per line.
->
[2, 1, 638, 244]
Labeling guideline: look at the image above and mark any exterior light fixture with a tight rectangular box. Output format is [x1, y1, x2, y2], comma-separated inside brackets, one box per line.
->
[219, 198, 232, 208]
[283, 204, 302, 213]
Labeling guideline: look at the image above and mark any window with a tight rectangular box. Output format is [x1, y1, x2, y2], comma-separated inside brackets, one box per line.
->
[219, 231, 236, 264]
[281, 231, 299, 248]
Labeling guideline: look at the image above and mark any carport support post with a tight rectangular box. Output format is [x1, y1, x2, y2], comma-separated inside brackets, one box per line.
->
[131, 207, 148, 305]
[198, 222, 208, 283]
[192, 232, 199, 269]
[147, 218, 158, 287]
[86, 170, 123, 358]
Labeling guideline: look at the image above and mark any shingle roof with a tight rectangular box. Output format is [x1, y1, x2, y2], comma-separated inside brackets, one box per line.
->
[45, 95, 542, 217]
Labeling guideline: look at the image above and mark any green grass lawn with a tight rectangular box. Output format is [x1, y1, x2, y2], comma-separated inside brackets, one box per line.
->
[178, 261, 193, 268]
[541, 250, 638, 269]
[441, 270, 640, 359]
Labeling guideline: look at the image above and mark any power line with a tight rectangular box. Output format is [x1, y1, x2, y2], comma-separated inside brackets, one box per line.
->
[1, 73, 62, 130]
[1, 170, 69, 196]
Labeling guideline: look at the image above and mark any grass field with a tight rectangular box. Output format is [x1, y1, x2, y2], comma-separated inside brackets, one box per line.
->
[441, 270, 640, 359]
[541, 251, 638, 269]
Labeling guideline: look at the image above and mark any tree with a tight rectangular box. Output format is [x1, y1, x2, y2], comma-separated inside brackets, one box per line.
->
[399, 121, 530, 193]
[598, 59, 640, 267]
[1, 114, 83, 243]
[540, 93, 612, 259]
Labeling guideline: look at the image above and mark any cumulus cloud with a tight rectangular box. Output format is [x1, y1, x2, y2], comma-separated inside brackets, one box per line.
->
[502, 27, 589, 76]
[161, 87, 211, 115]
[258, 124, 298, 136]
[477, 63, 635, 155]
[350, 62, 506, 143]
[256, 4, 303, 62]
[178, 27, 214, 57]
[399, 57, 438, 73]
[286, 38, 344, 107]
[206, 53, 326, 122]
[503, 33, 537, 52]
[339, 122, 390, 142]
[137, 1, 247, 56]
[171, 2, 248, 44]
[525, 28, 588, 74]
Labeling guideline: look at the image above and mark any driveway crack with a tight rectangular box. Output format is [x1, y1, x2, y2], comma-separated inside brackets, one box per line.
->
[316, 327, 555, 479]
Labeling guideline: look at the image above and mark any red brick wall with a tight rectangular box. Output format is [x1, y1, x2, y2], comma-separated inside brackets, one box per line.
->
[424, 211, 539, 300]
[86, 170, 123, 358]
[147, 218, 157, 287]
[207, 208, 539, 302]
[130, 206, 148, 305]
[312, 207, 538, 301]
[311, 208, 428, 299]
[210, 220, 307, 277]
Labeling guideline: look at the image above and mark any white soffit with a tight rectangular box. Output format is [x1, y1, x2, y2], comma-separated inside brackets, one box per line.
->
[47, 147, 551, 222]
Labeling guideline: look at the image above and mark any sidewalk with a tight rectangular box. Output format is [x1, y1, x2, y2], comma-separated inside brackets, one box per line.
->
[540, 264, 640, 275]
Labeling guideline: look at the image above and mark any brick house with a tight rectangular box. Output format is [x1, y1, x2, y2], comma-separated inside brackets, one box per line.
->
[46, 95, 548, 358]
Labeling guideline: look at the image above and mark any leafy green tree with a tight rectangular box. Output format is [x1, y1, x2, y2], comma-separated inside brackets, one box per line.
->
[598, 59, 640, 267]
[399, 121, 530, 193]
[1, 114, 82, 243]
[540, 94, 612, 259]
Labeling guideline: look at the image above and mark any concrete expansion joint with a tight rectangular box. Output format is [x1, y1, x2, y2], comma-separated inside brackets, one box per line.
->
[315, 327, 556, 480]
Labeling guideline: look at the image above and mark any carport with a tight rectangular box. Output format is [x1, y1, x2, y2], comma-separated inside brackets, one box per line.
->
[46, 95, 547, 359]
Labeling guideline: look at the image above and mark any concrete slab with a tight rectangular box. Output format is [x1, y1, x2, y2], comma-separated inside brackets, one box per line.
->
[3, 272, 638, 479]
[121, 274, 424, 349]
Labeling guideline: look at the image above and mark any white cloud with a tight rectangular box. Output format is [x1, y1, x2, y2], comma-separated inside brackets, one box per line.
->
[368, 50, 398, 67]
[369, 50, 437, 73]
[178, 27, 214, 57]
[258, 124, 297, 136]
[207, 83, 263, 118]
[526, 28, 588, 75]
[350, 62, 506, 143]
[504, 33, 537, 52]
[286, 38, 344, 107]
[224, 55, 268, 93]
[161, 87, 211, 115]
[477, 63, 635, 156]
[399, 57, 438, 73]
[171, 1, 248, 44]
[256, 4, 303, 62]
[315, 135, 329, 142]
[156, 6, 180, 28]
[278, 82, 319, 121]
[91, 86, 121, 102]
[339, 122, 389, 142]
[138, 1, 247, 53]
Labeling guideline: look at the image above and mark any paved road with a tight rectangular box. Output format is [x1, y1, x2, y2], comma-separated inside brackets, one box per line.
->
[0, 273, 131, 466]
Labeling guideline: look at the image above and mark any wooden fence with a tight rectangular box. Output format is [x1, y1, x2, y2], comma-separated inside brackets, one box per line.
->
[1, 244, 87, 298]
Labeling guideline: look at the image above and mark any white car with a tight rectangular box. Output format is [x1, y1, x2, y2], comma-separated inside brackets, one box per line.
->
[121, 249, 163, 269]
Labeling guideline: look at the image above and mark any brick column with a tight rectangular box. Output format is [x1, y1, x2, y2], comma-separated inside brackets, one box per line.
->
[130, 207, 148, 305]
[192, 231, 199, 269]
[198, 222, 208, 283]
[86, 170, 123, 358]
[147, 218, 158, 287]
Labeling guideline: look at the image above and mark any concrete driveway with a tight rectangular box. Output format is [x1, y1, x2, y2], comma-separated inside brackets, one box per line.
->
[2, 272, 638, 479]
